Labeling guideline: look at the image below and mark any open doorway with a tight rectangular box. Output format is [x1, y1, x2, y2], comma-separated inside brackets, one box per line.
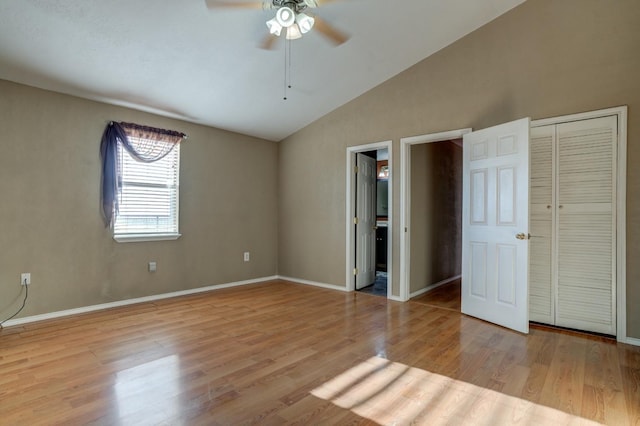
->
[408, 139, 462, 310]
[399, 129, 471, 303]
[346, 141, 393, 299]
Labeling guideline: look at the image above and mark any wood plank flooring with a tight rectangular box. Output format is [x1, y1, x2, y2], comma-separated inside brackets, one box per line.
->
[1, 280, 639, 425]
[411, 279, 461, 311]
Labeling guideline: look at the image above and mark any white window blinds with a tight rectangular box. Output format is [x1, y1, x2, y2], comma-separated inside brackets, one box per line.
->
[114, 137, 180, 238]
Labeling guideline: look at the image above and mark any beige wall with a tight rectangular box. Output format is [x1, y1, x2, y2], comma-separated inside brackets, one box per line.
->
[409, 141, 462, 294]
[410, 143, 430, 293]
[0, 80, 278, 319]
[278, 0, 640, 337]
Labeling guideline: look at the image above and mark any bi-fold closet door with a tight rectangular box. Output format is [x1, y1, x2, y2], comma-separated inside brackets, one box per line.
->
[529, 115, 617, 335]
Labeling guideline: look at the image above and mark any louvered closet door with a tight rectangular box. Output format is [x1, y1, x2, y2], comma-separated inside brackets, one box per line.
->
[529, 125, 554, 324]
[556, 116, 617, 335]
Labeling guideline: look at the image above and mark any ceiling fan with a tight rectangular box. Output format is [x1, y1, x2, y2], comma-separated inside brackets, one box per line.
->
[205, 0, 350, 49]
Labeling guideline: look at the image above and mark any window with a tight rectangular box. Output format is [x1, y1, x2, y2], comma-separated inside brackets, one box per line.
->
[114, 134, 181, 242]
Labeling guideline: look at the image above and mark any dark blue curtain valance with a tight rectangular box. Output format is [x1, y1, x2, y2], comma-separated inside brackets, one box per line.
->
[99, 121, 185, 228]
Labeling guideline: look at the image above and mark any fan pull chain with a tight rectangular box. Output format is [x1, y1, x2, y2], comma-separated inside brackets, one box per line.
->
[283, 38, 293, 100]
[288, 38, 292, 91]
[283, 39, 287, 100]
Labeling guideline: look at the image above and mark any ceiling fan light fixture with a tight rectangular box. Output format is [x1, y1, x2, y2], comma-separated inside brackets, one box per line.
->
[295, 12, 315, 34]
[276, 6, 295, 28]
[286, 23, 302, 40]
[266, 17, 283, 36]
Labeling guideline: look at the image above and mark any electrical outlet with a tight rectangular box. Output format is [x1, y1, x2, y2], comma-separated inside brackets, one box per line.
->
[148, 261, 157, 272]
[243, 252, 250, 262]
[21, 273, 31, 286]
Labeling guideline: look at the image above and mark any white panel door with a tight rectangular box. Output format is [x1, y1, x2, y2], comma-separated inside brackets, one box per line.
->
[462, 118, 531, 334]
[356, 153, 376, 289]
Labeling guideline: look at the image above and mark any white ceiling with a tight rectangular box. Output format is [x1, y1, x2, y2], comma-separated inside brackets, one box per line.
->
[0, 0, 525, 141]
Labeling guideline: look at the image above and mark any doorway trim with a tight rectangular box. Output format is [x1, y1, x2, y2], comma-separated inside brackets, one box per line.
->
[346, 140, 393, 299]
[399, 129, 472, 302]
[531, 106, 628, 344]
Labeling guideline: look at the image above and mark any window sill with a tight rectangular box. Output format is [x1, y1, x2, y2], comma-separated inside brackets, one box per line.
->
[114, 233, 182, 243]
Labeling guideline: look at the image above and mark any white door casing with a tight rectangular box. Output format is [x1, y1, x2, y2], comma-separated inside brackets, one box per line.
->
[462, 118, 531, 334]
[399, 129, 472, 302]
[355, 153, 376, 289]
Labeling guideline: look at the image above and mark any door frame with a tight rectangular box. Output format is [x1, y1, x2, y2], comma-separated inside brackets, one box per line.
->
[399, 128, 472, 302]
[346, 141, 393, 298]
[532, 106, 628, 344]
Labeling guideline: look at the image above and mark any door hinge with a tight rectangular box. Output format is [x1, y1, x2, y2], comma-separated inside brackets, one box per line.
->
[354, 166, 358, 174]
[353, 217, 359, 224]
[353, 268, 358, 275]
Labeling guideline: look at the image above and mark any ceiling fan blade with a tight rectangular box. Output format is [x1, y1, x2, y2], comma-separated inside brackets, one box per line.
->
[303, 0, 345, 7]
[314, 0, 346, 5]
[205, 0, 268, 9]
[314, 16, 349, 46]
[259, 34, 278, 50]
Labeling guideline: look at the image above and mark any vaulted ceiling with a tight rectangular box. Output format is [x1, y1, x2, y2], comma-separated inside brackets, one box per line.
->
[0, 0, 525, 141]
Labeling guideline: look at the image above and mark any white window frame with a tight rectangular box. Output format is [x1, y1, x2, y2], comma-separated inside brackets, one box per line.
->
[113, 138, 181, 243]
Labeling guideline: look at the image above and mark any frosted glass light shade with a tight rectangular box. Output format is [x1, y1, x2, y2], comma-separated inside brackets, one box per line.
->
[276, 7, 295, 28]
[286, 23, 302, 40]
[296, 13, 315, 34]
[266, 18, 282, 36]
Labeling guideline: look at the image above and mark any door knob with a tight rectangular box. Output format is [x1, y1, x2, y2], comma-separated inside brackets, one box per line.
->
[516, 233, 530, 240]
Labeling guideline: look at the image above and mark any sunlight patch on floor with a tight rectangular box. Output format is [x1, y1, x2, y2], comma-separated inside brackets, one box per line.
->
[311, 356, 600, 425]
[115, 355, 182, 424]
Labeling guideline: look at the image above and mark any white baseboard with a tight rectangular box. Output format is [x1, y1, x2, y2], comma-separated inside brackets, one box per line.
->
[277, 275, 348, 292]
[622, 336, 640, 347]
[6, 272, 637, 349]
[409, 275, 461, 299]
[279, 275, 407, 301]
[2, 276, 278, 328]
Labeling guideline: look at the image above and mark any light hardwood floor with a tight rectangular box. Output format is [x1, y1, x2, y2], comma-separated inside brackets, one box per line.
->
[411, 279, 461, 312]
[1, 280, 639, 425]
